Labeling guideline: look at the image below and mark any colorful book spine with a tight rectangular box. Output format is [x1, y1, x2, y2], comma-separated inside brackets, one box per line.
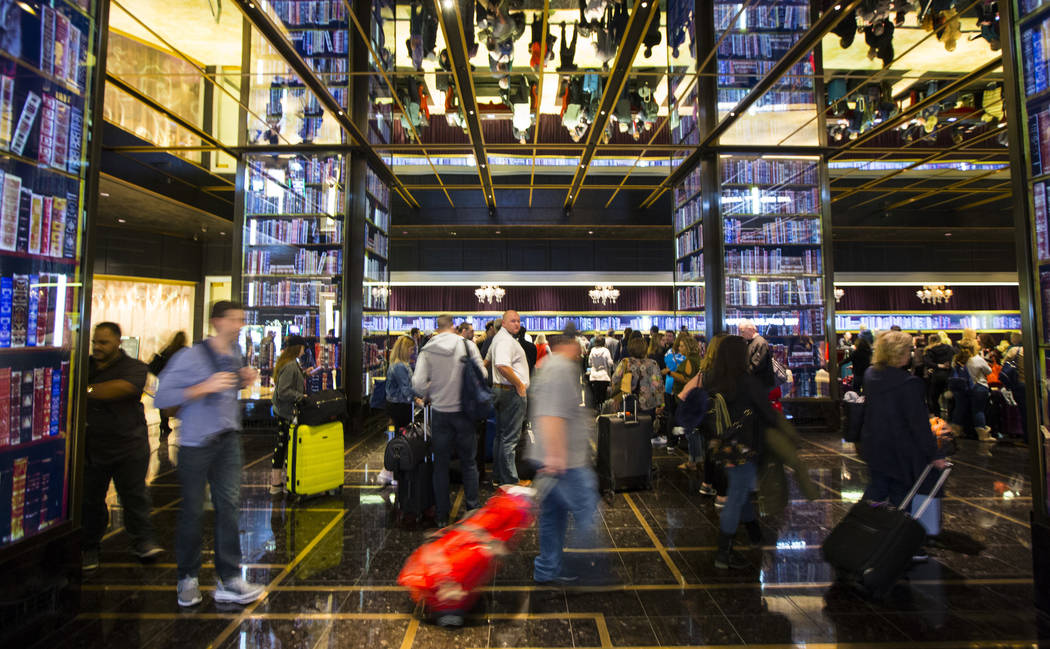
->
[32, 368, 44, 441]
[63, 191, 77, 258]
[27, 193, 43, 255]
[10, 457, 26, 540]
[11, 91, 41, 156]
[19, 369, 32, 443]
[53, 12, 70, 83]
[37, 94, 56, 166]
[49, 366, 60, 436]
[10, 274, 27, 347]
[0, 172, 19, 252]
[52, 100, 69, 171]
[67, 105, 82, 173]
[58, 361, 68, 435]
[67, 25, 82, 89]
[0, 368, 8, 446]
[50, 197, 65, 258]
[39, 8, 55, 75]
[15, 188, 30, 253]
[26, 273, 38, 347]
[35, 274, 48, 347]
[0, 75, 15, 150]
[0, 276, 10, 348]
[39, 197, 52, 256]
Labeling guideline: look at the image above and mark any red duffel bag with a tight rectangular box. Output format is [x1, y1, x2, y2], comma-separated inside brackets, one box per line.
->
[397, 487, 537, 625]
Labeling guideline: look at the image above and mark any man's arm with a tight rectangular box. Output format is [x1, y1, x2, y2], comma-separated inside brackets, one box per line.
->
[493, 338, 527, 395]
[497, 365, 526, 395]
[155, 348, 236, 408]
[88, 380, 140, 401]
[411, 350, 430, 399]
[535, 415, 568, 474]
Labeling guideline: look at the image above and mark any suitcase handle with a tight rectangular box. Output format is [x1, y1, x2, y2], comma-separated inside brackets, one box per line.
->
[900, 462, 953, 514]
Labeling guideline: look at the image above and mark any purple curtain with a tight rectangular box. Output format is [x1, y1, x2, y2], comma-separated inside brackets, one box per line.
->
[837, 285, 1019, 311]
[389, 285, 673, 312]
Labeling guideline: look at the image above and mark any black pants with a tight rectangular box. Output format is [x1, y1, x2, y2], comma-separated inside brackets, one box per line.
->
[387, 401, 413, 430]
[590, 381, 609, 408]
[273, 417, 291, 470]
[927, 371, 948, 414]
[81, 450, 155, 550]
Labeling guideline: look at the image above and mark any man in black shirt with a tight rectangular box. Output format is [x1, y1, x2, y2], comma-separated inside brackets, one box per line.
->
[81, 322, 161, 571]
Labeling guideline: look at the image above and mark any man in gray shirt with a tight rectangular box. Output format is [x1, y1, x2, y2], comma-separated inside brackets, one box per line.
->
[528, 334, 599, 584]
[155, 301, 264, 608]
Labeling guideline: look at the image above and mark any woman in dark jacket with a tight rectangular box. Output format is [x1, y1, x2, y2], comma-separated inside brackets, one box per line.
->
[923, 332, 954, 414]
[860, 330, 947, 506]
[271, 335, 310, 494]
[850, 336, 873, 393]
[701, 335, 785, 571]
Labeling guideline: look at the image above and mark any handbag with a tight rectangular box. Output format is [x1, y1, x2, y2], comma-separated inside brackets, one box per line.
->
[296, 390, 347, 426]
[461, 339, 494, 421]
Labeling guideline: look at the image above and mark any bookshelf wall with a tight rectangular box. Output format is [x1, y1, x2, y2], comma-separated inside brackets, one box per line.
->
[362, 166, 390, 401]
[240, 153, 344, 393]
[674, 165, 705, 319]
[0, 0, 98, 551]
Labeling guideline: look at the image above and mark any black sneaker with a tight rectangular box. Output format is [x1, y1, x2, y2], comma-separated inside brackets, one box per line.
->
[134, 542, 164, 560]
[714, 550, 750, 570]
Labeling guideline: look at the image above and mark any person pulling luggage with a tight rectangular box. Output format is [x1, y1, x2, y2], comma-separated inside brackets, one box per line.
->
[270, 334, 312, 495]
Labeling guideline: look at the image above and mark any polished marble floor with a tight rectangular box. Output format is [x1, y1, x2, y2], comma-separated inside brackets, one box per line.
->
[60, 420, 1050, 649]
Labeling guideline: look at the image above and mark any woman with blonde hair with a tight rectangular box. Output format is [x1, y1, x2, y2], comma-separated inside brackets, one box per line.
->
[859, 330, 947, 508]
[385, 335, 417, 431]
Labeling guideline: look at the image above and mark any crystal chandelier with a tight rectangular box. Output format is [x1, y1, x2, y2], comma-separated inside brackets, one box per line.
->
[370, 284, 389, 299]
[834, 287, 845, 303]
[589, 284, 620, 305]
[916, 285, 953, 305]
[475, 284, 505, 304]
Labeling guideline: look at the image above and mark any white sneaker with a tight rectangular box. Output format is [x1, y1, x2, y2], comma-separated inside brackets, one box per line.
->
[214, 576, 264, 605]
[671, 426, 685, 437]
[652, 436, 668, 446]
[377, 469, 394, 486]
[177, 576, 202, 607]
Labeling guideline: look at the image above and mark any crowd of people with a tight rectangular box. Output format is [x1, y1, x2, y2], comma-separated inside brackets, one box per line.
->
[839, 325, 1026, 443]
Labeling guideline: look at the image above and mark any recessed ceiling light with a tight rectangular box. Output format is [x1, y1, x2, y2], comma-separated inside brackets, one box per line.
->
[642, 1, 648, 6]
[100, 192, 110, 197]
[116, 218, 126, 223]
[469, 110, 474, 115]
[220, 231, 227, 236]
[442, 0, 454, 8]
[495, 230, 501, 234]
[588, 230, 594, 235]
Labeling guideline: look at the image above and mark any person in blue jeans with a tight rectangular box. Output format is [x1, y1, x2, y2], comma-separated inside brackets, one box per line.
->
[529, 334, 599, 584]
[155, 301, 264, 608]
[700, 335, 788, 570]
[487, 310, 530, 486]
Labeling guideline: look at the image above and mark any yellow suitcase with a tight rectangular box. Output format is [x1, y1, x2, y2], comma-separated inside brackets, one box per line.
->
[286, 420, 345, 497]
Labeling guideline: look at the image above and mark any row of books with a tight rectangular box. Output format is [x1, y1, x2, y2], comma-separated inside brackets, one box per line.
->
[304, 56, 348, 84]
[676, 228, 703, 258]
[243, 249, 342, 275]
[717, 33, 799, 61]
[722, 188, 820, 215]
[366, 169, 390, 208]
[720, 158, 819, 186]
[245, 187, 344, 216]
[725, 248, 821, 275]
[366, 228, 388, 258]
[37, 92, 84, 173]
[724, 218, 821, 244]
[714, 3, 810, 30]
[676, 254, 703, 283]
[674, 201, 702, 233]
[290, 30, 349, 56]
[6, 451, 64, 543]
[1036, 180, 1050, 260]
[1042, 270, 1050, 340]
[271, 1, 348, 26]
[835, 313, 1023, 333]
[365, 256, 387, 283]
[1028, 104, 1050, 178]
[367, 201, 391, 232]
[244, 279, 337, 308]
[674, 170, 702, 207]
[363, 286, 388, 311]
[245, 311, 334, 337]
[0, 174, 78, 259]
[725, 277, 823, 307]
[0, 273, 72, 349]
[676, 285, 706, 311]
[672, 111, 699, 146]
[717, 59, 814, 90]
[246, 217, 342, 246]
[717, 88, 814, 109]
[302, 156, 343, 185]
[1022, 17, 1050, 97]
[39, 6, 88, 92]
[726, 308, 824, 336]
[0, 362, 68, 447]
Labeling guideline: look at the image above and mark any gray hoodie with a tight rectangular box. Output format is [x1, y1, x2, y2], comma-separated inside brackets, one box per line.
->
[412, 331, 486, 413]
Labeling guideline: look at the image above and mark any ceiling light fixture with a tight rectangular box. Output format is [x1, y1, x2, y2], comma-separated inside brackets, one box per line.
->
[100, 192, 110, 197]
[589, 284, 620, 306]
[116, 218, 126, 223]
[475, 284, 506, 305]
[916, 285, 953, 305]
[371, 284, 390, 299]
[834, 287, 845, 303]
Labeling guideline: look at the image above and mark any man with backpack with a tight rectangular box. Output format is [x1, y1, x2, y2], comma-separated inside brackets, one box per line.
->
[412, 314, 487, 527]
[154, 301, 263, 608]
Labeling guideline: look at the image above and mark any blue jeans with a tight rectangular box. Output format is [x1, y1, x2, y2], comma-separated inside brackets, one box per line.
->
[720, 462, 757, 535]
[176, 431, 244, 581]
[533, 467, 599, 582]
[431, 410, 481, 518]
[971, 384, 990, 429]
[493, 388, 526, 485]
[950, 385, 971, 429]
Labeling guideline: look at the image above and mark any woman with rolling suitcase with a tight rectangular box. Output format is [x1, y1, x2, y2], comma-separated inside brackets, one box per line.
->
[270, 335, 309, 494]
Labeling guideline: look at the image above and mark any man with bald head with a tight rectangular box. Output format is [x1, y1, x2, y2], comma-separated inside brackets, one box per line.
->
[486, 309, 530, 486]
[738, 320, 774, 390]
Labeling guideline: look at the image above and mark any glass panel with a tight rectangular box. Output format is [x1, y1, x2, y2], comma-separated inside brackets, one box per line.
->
[363, 166, 390, 401]
[240, 152, 345, 396]
[0, 0, 101, 549]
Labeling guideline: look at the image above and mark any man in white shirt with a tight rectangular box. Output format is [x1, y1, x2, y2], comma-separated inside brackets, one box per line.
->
[487, 309, 530, 486]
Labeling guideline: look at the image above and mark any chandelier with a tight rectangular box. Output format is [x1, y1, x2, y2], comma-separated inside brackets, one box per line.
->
[834, 287, 845, 303]
[370, 284, 389, 299]
[589, 284, 620, 305]
[475, 284, 505, 304]
[916, 285, 953, 305]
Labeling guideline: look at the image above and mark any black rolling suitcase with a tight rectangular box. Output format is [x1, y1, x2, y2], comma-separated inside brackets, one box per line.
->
[822, 462, 952, 598]
[385, 405, 435, 522]
[596, 413, 653, 492]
